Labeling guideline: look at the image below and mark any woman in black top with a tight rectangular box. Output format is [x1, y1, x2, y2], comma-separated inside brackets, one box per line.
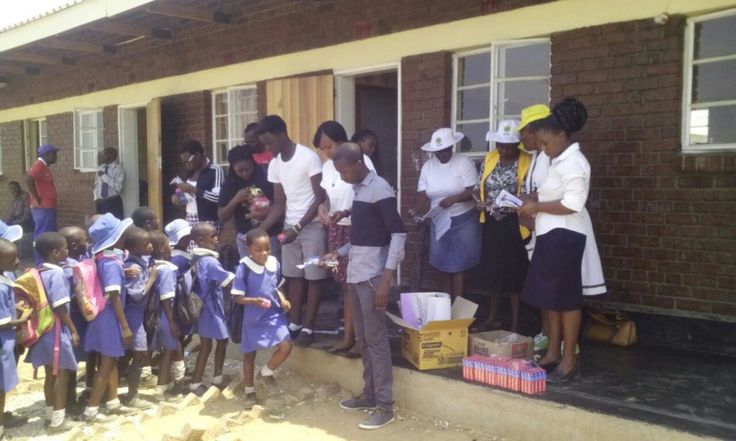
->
[218, 144, 282, 258]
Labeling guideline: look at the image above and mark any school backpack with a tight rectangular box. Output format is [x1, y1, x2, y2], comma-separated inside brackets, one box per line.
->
[226, 264, 247, 344]
[143, 281, 160, 336]
[14, 268, 56, 348]
[71, 258, 107, 322]
[174, 267, 203, 328]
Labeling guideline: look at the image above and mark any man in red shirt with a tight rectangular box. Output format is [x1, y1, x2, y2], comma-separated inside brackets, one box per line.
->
[25, 144, 60, 244]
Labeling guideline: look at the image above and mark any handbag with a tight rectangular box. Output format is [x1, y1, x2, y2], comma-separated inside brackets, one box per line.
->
[583, 308, 638, 347]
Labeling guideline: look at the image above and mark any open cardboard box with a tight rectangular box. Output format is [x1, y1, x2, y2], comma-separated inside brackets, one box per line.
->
[468, 330, 534, 360]
[387, 296, 478, 371]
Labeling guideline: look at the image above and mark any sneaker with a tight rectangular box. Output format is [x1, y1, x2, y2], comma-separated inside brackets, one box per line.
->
[154, 389, 184, 403]
[288, 327, 302, 339]
[81, 411, 108, 423]
[358, 408, 395, 430]
[47, 419, 80, 434]
[103, 404, 137, 416]
[339, 395, 377, 411]
[212, 374, 232, 390]
[533, 332, 548, 353]
[294, 331, 315, 347]
[243, 392, 257, 410]
[123, 395, 152, 410]
[190, 384, 209, 397]
[3, 411, 29, 428]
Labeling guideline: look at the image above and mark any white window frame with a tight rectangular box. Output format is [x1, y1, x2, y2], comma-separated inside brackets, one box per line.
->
[682, 8, 736, 152]
[0, 125, 3, 175]
[452, 38, 550, 157]
[73, 108, 104, 171]
[23, 118, 47, 170]
[211, 85, 259, 166]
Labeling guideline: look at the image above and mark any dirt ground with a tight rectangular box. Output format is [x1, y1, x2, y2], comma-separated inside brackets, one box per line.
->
[5, 350, 507, 441]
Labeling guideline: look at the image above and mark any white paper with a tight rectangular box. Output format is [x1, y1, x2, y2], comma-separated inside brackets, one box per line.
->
[400, 292, 452, 329]
[495, 189, 523, 209]
[420, 206, 452, 241]
[170, 176, 184, 185]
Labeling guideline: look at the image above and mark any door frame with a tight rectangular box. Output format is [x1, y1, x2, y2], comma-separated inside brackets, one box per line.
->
[117, 102, 147, 217]
[334, 62, 403, 280]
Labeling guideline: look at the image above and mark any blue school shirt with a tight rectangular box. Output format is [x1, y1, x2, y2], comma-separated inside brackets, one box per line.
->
[124, 254, 151, 310]
[0, 274, 17, 341]
[231, 256, 283, 326]
[171, 250, 192, 275]
[193, 248, 234, 313]
[40, 263, 72, 312]
[153, 260, 177, 303]
[98, 250, 127, 308]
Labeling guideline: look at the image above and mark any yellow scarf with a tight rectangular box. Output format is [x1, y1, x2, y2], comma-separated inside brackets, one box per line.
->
[479, 149, 532, 240]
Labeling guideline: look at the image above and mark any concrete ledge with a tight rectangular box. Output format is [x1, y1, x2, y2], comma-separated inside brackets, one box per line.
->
[282, 346, 716, 441]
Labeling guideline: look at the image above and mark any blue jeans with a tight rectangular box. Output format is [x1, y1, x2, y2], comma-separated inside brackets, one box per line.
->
[31, 207, 57, 264]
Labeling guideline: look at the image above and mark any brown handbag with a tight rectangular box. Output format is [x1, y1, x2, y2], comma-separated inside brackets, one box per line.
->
[583, 309, 638, 347]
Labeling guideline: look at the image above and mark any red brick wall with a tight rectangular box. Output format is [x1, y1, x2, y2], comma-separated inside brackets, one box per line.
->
[400, 52, 454, 287]
[0, 122, 25, 216]
[550, 16, 736, 317]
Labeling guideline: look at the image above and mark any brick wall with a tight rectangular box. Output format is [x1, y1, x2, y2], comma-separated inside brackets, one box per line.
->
[550, 16, 736, 317]
[400, 52, 454, 287]
[0, 122, 25, 215]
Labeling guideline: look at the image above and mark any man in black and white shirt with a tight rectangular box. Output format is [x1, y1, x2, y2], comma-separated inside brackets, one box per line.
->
[173, 139, 224, 234]
[93, 147, 125, 218]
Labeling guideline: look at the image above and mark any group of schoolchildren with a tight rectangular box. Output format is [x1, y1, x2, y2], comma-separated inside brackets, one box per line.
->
[0, 203, 293, 436]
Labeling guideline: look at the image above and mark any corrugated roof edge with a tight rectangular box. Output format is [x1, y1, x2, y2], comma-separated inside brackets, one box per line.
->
[0, 0, 84, 33]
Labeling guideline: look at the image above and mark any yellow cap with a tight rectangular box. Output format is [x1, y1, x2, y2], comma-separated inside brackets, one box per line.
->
[518, 104, 551, 131]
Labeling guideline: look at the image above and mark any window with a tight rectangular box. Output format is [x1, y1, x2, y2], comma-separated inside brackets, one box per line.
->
[23, 118, 47, 170]
[74, 109, 104, 171]
[452, 39, 550, 155]
[683, 9, 736, 151]
[212, 86, 258, 165]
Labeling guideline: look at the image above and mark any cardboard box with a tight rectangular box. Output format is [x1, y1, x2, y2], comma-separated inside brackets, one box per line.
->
[468, 331, 534, 360]
[387, 296, 478, 371]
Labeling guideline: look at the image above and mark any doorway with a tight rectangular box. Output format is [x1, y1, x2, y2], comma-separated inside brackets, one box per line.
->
[335, 66, 400, 194]
[118, 106, 149, 216]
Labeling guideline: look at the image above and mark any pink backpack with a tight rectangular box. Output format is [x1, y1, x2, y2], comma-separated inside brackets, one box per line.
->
[71, 259, 107, 321]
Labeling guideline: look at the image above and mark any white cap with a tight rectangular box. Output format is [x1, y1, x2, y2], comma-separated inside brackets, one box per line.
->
[486, 119, 521, 144]
[421, 128, 464, 152]
[164, 219, 192, 247]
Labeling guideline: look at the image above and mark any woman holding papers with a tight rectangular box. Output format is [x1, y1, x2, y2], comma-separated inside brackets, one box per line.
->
[475, 120, 532, 333]
[518, 97, 592, 383]
[410, 128, 480, 300]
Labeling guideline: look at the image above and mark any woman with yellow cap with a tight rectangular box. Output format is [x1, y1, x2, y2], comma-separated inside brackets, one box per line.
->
[475, 120, 532, 333]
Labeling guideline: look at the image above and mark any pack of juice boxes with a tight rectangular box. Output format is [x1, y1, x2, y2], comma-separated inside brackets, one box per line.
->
[463, 355, 546, 395]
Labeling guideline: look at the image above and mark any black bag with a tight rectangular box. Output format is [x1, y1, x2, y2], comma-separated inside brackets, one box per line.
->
[143, 286, 159, 335]
[226, 262, 247, 344]
[174, 268, 203, 328]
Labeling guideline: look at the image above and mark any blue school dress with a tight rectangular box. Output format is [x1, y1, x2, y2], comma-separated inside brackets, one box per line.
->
[84, 250, 127, 357]
[231, 256, 290, 354]
[0, 274, 19, 393]
[124, 254, 150, 352]
[193, 249, 234, 340]
[151, 260, 179, 351]
[64, 257, 88, 362]
[26, 264, 78, 372]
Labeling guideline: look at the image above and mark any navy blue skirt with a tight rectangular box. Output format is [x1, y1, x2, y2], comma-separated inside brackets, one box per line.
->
[429, 209, 482, 273]
[522, 228, 586, 311]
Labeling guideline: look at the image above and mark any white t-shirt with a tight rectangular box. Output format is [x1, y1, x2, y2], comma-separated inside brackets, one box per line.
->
[268, 144, 323, 226]
[321, 154, 375, 226]
[525, 150, 550, 194]
[185, 178, 198, 216]
[535, 143, 590, 236]
[417, 153, 478, 218]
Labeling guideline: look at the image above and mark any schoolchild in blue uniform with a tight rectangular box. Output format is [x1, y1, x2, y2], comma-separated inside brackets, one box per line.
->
[231, 228, 292, 409]
[189, 222, 234, 395]
[82, 213, 136, 422]
[0, 239, 32, 439]
[148, 231, 184, 400]
[122, 227, 157, 409]
[26, 232, 79, 434]
[164, 219, 193, 383]
[58, 226, 92, 411]
[0, 221, 23, 282]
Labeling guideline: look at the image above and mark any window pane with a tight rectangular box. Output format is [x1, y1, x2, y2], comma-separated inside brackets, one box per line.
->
[694, 15, 736, 59]
[82, 150, 97, 169]
[495, 79, 549, 117]
[457, 86, 490, 121]
[215, 116, 228, 140]
[214, 92, 228, 116]
[692, 60, 736, 103]
[456, 122, 490, 154]
[82, 131, 95, 148]
[80, 112, 94, 128]
[458, 53, 491, 86]
[689, 106, 736, 145]
[215, 141, 229, 164]
[497, 43, 550, 78]
[39, 120, 47, 138]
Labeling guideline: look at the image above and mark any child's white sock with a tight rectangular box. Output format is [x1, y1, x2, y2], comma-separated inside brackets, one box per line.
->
[301, 328, 313, 335]
[288, 323, 302, 332]
[212, 375, 224, 386]
[45, 405, 53, 421]
[260, 365, 275, 377]
[155, 385, 168, 396]
[106, 398, 121, 409]
[50, 409, 65, 427]
[174, 360, 186, 381]
[0, 425, 4, 438]
[244, 386, 255, 394]
[83, 406, 99, 417]
[141, 366, 153, 378]
[189, 382, 202, 391]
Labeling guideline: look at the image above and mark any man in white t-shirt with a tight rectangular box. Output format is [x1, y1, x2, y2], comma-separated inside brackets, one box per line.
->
[256, 115, 327, 347]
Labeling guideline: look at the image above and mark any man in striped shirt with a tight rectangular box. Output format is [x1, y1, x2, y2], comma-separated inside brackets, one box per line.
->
[174, 139, 225, 234]
[326, 142, 406, 430]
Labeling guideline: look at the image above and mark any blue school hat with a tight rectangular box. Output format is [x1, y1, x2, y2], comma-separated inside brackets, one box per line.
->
[89, 213, 133, 254]
[164, 219, 192, 247]
[0, 221, 22, 243]
[38, 144, 60, 156]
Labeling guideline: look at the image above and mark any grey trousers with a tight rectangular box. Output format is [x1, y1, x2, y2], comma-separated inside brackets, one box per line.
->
[349, 277, 393, 410]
